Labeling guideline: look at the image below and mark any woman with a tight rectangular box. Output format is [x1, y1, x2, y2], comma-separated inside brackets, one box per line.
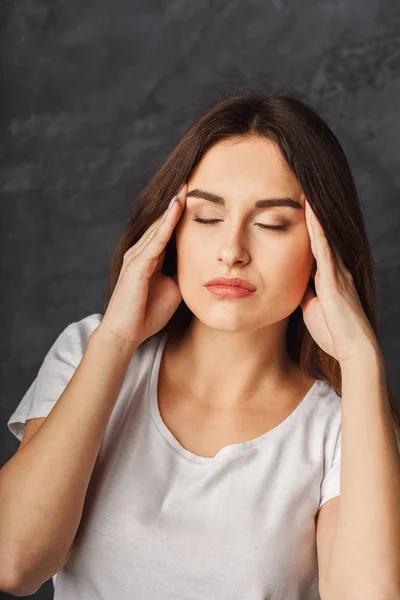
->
[4, 88, 400, 599]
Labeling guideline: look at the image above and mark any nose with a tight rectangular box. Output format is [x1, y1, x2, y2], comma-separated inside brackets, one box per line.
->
[217, 226, 251, 267]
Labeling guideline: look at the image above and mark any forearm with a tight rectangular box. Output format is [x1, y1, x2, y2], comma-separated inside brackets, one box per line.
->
[0, 327, 137, 595]
[326, 352, 400, 598]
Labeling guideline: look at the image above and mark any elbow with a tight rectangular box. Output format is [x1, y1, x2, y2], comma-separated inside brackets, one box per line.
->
[0, 554, 26, 596]
[0, 542, 72, 596]
[0, 551, 65, 597]
[0, 569, 36, 597]
[1, 571, 43, 597]
[1, 568, 57, 597]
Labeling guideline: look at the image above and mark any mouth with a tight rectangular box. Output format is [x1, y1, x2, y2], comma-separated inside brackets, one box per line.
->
[204, 277, 257, 292]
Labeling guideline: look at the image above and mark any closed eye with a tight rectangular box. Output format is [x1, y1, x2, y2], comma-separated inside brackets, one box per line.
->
[192, 218, 289, 231]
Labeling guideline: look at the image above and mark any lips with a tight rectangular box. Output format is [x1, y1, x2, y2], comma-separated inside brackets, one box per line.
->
[204, 277, 256, 292]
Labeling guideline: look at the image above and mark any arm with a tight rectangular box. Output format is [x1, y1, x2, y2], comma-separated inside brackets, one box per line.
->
[0, 327, 138, 596]
[324, 352, 400, 600]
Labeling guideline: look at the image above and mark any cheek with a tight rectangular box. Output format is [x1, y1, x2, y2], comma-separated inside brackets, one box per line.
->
[174, 223, 203, 273]
[270, 234, 313, 296]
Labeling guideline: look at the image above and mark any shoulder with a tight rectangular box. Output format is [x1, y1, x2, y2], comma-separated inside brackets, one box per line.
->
[30, 313, 105, 372]
[54, 313, 103, 354]
[62, 312, 103, 340]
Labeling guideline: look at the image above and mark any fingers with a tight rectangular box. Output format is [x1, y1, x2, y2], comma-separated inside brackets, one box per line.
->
[118, 202, 176, 281]
[176, 182, 188, 201]
[142, 187, 186, 260]
[125, 184, 186, 259]
[127, 183, 187, 264]
[130, 207, 169, 254]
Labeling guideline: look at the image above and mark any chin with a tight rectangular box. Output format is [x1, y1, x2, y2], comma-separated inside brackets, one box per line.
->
[186, 303, 261, 332]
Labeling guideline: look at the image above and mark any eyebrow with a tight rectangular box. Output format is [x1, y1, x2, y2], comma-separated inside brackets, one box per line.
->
[186, 188, 303, 210]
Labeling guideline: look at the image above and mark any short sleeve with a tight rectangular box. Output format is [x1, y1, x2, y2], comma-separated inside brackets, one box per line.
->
[318, 424, 400, 511]
[319, 426, 341, 510]
[7, 313, 103, 442]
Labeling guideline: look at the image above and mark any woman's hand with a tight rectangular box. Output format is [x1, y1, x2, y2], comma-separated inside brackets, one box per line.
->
[98, 183, 188, 350]
[299, 200, 381, 367]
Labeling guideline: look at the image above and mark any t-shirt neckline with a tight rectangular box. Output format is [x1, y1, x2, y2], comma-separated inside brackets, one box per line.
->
[147, 332, 322, 465]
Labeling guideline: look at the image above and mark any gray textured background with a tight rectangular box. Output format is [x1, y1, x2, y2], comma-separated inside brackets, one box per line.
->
[1, 0, 400, 597]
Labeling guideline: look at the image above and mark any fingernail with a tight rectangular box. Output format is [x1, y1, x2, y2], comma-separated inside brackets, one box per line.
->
[168, 195, 177, 211]
[178, 183, 186, 195]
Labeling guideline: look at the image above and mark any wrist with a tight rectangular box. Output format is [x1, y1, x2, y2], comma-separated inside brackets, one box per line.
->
[89, 324, 140, 357]
[340, 347, 385, 380]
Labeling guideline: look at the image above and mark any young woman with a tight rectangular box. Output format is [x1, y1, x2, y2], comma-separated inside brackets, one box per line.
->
[3, 88, 400, 599]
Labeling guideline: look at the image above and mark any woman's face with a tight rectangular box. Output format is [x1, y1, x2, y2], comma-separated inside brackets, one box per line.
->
[174, 136, 315, 333]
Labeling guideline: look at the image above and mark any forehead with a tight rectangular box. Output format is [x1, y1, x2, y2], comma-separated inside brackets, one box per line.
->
[188, 137, 305, 205]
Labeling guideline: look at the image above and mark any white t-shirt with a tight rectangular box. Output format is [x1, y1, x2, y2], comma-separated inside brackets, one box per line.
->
[6, 312, 385, 599]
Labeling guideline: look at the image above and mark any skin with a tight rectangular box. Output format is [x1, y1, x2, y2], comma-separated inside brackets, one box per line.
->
[164, 135, 317, 415]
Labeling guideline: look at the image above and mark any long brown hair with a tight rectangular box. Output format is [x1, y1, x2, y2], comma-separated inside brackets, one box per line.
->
[104, 86, 400, 433]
